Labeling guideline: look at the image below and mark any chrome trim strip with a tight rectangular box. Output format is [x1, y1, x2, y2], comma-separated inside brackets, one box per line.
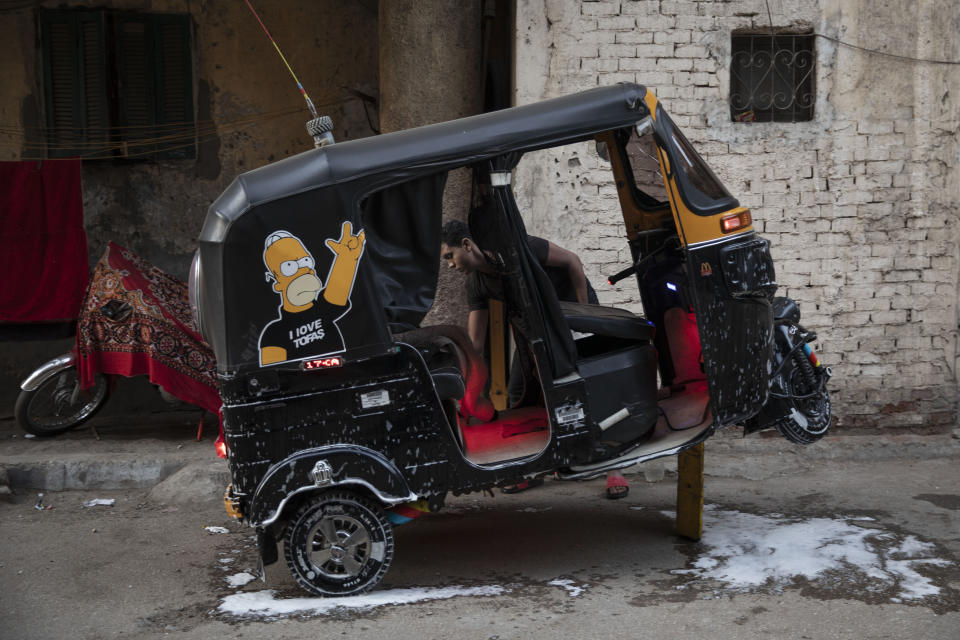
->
[685, 230, 755, 250]
[258, 480, 418, 528]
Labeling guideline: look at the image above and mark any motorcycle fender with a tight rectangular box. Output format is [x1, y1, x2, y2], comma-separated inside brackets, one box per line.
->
[247, 445, 415, 528]
[771, 296, 801, 324]
[21, 352, 77, 391]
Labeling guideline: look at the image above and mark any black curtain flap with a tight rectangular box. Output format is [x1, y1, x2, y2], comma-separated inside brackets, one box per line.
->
[361, 172, 448, 332]
[490, 184, 576, 378]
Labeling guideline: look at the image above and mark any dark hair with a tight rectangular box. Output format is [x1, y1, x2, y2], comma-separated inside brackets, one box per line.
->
[440, 219, 472, 247]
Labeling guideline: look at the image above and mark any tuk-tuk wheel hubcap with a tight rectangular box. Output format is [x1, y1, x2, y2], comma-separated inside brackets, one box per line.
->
[307, 515, 370, 578]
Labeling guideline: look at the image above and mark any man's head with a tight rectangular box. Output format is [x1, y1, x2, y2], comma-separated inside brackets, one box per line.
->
[263, 231, 321, 311]
[440, 220, 488, 275]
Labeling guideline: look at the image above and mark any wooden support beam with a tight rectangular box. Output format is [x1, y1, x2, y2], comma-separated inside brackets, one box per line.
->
[676, 442, 704, 541]
[488, 299, 508, 411]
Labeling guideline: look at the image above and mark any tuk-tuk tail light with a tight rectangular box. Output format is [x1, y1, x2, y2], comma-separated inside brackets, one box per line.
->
[215, 433, 228, 459]
[721, 210, 751, 234]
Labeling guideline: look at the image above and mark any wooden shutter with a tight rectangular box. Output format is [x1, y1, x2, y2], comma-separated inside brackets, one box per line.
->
[114, 15, 156, 157]
[114, 14, 194, 159]
[41, 10, 108, 158]
[42, 10, 194, 160]
[80, 17, 111, 158]
[154, 15, 195, 159]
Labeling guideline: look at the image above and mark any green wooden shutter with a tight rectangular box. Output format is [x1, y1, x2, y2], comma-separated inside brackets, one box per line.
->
[41, 10, 108, 158]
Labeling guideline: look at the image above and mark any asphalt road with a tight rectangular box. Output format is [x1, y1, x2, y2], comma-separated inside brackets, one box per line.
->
[1, 455, 958, 640]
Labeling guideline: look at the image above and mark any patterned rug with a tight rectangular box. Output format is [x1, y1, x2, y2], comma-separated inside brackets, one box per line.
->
[76, 242, 220, 414]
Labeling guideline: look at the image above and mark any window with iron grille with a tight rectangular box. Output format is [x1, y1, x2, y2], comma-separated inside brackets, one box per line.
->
[730, 31, 815, 123]
[40, 9, 195, 160]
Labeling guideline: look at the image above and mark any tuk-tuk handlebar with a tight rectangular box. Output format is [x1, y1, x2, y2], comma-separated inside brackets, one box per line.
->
[607, 234, 678, 286]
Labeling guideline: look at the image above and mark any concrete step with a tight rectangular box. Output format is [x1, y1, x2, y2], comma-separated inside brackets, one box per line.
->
[0, 410, 227, 500]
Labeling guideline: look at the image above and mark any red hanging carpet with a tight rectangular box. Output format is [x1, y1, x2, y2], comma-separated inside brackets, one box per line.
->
[0, 159, 88, 322]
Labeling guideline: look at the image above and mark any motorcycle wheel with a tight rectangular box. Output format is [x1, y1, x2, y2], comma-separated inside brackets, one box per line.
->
[14, 367, 109, 437]
[772, 361, 831, 445]
[283, 490, 394, 596]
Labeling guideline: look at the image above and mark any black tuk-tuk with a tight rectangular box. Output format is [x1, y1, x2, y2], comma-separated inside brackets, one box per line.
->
[191, 83, 831, 596]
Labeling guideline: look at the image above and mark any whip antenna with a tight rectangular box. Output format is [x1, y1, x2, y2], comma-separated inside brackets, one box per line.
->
[244, 0, 335, 148]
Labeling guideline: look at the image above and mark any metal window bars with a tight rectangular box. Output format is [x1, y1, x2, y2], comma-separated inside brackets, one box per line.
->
[730, 33, 815, 123]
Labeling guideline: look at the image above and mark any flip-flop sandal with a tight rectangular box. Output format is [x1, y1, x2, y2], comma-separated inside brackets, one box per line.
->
[501, 477, 544, 494]
[605, 476, 629, 500]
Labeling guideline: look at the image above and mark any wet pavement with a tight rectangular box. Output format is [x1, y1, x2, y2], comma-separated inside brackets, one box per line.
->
[2, 380, 959, 638]
[1, 438, 958, 640]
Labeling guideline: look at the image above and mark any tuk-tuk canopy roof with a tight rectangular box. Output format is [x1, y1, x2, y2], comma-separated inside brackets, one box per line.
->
[323, 82, 650, 190]
[202, 83, 650, 240]
[197, 84, 655, 371]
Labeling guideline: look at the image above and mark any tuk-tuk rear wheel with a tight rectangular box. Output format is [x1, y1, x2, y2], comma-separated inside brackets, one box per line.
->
[283, 490, 394, 597]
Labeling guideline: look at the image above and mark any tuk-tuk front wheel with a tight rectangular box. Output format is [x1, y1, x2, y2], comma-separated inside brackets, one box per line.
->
[283, 490, 394, 596]
[771, 354, 831, 445]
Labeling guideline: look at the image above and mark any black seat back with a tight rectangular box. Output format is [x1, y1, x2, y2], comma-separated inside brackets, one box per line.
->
[559, 301, 655, 342]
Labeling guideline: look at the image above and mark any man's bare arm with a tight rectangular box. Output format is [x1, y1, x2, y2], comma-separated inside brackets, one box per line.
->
[467, 308, 489, 354]
[544, 241, 589, 304]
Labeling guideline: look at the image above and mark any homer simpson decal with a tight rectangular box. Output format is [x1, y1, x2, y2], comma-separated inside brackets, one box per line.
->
[259, 222, 366, 366]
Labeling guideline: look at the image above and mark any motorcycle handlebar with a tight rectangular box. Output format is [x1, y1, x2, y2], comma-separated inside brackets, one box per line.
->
[606, 235, 679, 286]
[607, 264, 638, 286]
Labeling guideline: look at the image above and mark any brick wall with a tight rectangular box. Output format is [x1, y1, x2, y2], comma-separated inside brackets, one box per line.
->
[515, 0, 959, 433]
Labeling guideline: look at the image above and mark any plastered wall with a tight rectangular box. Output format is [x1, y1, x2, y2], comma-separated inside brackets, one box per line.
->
[0, 0, 379, 387]
[0, 0, 379, 276]
[514, 0, 959, 433]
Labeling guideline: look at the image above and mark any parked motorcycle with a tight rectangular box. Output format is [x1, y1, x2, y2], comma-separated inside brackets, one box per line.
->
[15, 243, 220, 437]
